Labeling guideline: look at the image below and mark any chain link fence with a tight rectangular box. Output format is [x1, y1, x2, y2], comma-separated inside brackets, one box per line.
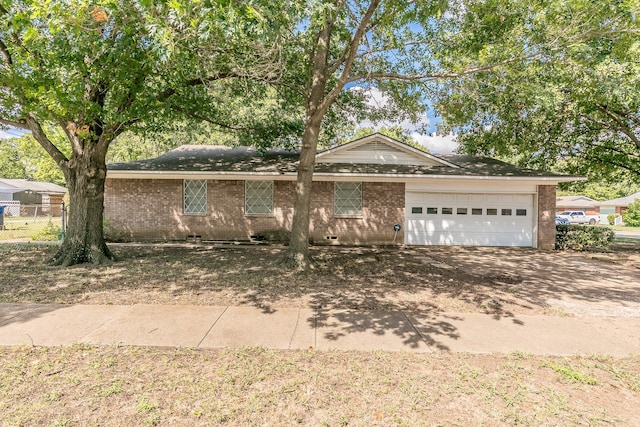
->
[0, 202, 66, 251]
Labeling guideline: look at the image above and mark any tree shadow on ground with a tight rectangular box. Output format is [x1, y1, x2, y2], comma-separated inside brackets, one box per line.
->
[1, 243, 639, 349]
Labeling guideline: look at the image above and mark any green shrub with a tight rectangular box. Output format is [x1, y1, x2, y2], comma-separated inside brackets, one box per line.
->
[555, 224, 615, 251]
[622, 200, 640, 227]
[30, 220, 63, 241]
[607, 213, 620, 225]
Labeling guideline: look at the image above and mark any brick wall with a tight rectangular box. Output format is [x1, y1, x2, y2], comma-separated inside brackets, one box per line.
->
[104, 178, 405, 245]
[309, 181, 405, 245]
[537, 185, 556, 250]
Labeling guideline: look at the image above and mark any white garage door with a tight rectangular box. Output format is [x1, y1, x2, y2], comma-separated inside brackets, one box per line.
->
[405, 192, 534, 247]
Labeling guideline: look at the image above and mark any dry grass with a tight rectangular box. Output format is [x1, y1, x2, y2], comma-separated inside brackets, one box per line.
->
[1, 243, 639, 317]
[1, 244, 640, 425]
[1, 345, 639, 426]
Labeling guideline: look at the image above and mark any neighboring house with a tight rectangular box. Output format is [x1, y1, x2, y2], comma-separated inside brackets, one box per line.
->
[0, 178, 67, 216]
[556, 195, 599, 215]
[105, 133, 579, 249]
[599, 192, 640, 223]
[555, 195, 603, 222]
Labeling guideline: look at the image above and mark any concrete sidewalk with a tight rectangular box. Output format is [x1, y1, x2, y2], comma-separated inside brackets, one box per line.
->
[1, 303, 639, 356]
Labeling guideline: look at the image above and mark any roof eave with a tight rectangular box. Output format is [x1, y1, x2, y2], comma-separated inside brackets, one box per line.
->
[106, 169, 580, 183]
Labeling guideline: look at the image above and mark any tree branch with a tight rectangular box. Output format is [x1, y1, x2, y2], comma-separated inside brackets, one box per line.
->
[593, 104, 640, 150]
[0, 117, 28, 129]
[154, 73, 237, 104]
[23, 114, 69, 174]
[0, 38, 12, 66]
[346, 51, 545, 84]
[320, 0, 382, 113]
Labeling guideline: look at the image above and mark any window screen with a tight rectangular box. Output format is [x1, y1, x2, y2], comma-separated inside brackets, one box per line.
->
[245, 181, 274, 215]
[334, 182, 362, 216]
[184, 180, 207, 214]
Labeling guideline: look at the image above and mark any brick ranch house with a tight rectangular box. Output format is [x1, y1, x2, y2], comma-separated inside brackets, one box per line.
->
[104, 133, 578, 249]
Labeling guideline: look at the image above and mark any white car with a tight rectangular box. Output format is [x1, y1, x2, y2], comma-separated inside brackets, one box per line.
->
[557, 211, 600, 225]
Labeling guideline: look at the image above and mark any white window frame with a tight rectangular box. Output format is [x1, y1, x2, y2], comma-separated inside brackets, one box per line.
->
[183, 179, 207, 214]
[245, 180, 274, 215]
[334, 182, 363, 217]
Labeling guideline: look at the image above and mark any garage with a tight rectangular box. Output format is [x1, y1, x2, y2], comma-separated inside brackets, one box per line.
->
[405, 192, 535, 247]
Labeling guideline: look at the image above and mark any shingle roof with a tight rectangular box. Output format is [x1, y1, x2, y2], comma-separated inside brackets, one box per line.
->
[107, 145, 574, 179]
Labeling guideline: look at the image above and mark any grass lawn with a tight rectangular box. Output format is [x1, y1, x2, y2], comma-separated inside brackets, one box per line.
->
[601, 224, 640, 233]
[1, 244, 639, 425]
[1, 345, 638, 426]
[0, 216, 62, 241]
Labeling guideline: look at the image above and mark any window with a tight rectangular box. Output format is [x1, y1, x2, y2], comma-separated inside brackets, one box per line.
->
[334, 182, 362, 216]
[516, 209, 527, 216]
[411, 207, 423, 214]
[472, 208, 483, 215]
[457, 208, 468, 215]
[184, 180, 207, 214]
[487, 208, 497, 215]
[442, 207, 453, 215]
[502, 208, 512, 216]
[245, 181, 274, 215]
[427, 207, 438, 214]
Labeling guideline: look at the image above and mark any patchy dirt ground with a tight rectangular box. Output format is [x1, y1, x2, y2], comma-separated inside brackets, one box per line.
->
[1, 345, 639, 426]
[1, 244, 639, 426]
[1, 243, 639, 317]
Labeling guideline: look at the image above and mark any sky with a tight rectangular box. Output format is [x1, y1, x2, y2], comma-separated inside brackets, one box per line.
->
[354, 87, 460, 154]
[0, 128, 26, 139]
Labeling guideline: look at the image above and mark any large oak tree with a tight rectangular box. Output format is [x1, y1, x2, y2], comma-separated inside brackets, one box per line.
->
[281, 0, 621, 268]
[0, 0, 298, 265]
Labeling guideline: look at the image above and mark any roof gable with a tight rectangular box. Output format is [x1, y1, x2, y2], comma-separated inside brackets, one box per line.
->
[315, 133, 458, 168]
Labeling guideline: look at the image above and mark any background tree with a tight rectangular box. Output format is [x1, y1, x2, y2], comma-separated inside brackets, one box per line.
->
[435, 0, 640, 182]
[0, 132, 68, 185]
[0, 0, 299, 266]
[623, 199, 640, 227]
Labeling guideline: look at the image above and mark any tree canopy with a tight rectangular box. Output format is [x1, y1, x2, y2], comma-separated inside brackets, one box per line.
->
[435, 0, 640, 182]
[0, 0, 300, 265]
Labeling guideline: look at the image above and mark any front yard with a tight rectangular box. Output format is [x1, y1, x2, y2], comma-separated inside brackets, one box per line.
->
[1, 243, 639, 316]
[1, 243, 639, 425]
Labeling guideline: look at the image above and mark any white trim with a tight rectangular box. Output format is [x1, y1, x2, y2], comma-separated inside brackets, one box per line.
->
[315, 133, 460, 168]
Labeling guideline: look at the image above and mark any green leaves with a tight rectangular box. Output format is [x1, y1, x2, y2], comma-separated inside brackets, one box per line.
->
[435, 0, 640, 181]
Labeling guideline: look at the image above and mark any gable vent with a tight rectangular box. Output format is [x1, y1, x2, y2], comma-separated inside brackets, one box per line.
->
[318, 140, 437, 166]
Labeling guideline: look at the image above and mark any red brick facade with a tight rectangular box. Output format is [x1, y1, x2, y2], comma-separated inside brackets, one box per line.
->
[104, 179, 405, 245]
[105, 178, 557, 248]
[537, 185, 557, 250]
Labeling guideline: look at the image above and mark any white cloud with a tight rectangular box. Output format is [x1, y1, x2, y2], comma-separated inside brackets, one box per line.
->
[351, 86, 431, 132]
[348, 86, 460, 154]
[411, 132, 459, 154]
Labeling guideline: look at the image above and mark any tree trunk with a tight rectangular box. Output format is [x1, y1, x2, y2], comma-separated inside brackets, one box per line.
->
[282, 115, 323, 269]
[50, 147, 113, 266]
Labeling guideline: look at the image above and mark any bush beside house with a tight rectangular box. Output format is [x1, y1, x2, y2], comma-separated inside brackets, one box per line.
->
[555, 225, 615, 251]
